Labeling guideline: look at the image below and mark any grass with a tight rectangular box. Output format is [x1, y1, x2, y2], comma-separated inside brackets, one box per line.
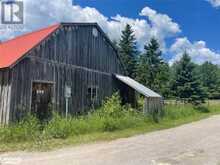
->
[0, 96, 220, 152]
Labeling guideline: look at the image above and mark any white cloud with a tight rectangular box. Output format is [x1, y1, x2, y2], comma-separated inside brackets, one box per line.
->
[169, 37, 220, 65]
[2, 0, 219, 65]
[140, 7, 180, 38]
[207, 0, 220, 7]
[0, 0, 180, 50]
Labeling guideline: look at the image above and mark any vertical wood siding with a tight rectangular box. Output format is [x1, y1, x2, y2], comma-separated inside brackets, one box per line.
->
[143, 97, 163, 116]
[0, 69, 11, 124]
[7, 24, 123, 122]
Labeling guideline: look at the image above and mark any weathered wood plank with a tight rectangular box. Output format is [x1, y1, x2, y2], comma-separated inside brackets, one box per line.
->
[0, 70, 11, 125]
[1, 24, 124, 123]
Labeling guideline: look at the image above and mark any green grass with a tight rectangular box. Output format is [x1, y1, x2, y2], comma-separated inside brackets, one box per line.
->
[0, 95, 220, 152]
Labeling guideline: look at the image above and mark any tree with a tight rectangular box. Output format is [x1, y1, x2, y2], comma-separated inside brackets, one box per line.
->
[155, 63, 171, 98]
[169, 62, 179, 97]
[119, 24, 138, 78]
[172, 52, 207, 105]
[197, 62, 220, 99]
[136, 38, 169, 95]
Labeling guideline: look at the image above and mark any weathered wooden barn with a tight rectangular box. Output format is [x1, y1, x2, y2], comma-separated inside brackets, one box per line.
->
[0, 23, 162, 124]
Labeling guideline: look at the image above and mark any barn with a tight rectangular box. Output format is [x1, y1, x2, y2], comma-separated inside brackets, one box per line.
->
[0, 23, 163, 124]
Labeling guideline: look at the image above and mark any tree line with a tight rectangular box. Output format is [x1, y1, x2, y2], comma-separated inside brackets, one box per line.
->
[116, 24, 220, 105]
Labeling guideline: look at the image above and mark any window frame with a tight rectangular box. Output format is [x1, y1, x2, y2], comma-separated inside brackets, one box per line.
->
[87, 85, 99, 101]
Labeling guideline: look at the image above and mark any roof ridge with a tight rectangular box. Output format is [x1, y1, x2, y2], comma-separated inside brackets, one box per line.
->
[0, 23, 61, 46]
[0, 23, 61, 69]
[60, 22, 97, 25]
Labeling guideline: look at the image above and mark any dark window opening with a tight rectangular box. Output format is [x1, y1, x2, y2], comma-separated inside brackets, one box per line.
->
[87, 86, 98, 100]
[87, 86, 99, 108]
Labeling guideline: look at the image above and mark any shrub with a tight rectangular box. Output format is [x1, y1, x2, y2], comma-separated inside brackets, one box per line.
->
[97, 94, 147, 131]
[1, 93, 215, 145]
[97, 93, 124, 119]
[0, 114, 40, 143]
[102, 117, 119, 131]
[44, 113, 72, 139]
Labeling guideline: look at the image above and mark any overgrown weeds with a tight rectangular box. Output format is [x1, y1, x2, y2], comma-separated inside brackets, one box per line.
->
[0, 94, 219, 151]
[0, 94, 147, 143]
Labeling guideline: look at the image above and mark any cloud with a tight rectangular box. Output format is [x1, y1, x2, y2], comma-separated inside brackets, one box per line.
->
[3, 0, 219, 65]
[0, 0, 180, 50]
[140, 7, 180, 38]
[207, 0, 220, 7]
[169, 37, 220, 65]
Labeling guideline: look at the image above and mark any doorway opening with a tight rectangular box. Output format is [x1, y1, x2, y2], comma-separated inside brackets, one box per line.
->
[31, 82, 54, 121]
[115, 78, 137, 108]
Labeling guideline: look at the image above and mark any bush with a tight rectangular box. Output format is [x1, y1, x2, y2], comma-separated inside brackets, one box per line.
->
[97, 93, 124, 118]
[96, 94, 146, 131]
[44, 113, 72, 139]
[0, 114, 41, 143]
[0, 93, 215, 145]
[42, 93, 148, 136]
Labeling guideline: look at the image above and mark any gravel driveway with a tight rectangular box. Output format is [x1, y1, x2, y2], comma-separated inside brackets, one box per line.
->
[1, 115, 220, 165]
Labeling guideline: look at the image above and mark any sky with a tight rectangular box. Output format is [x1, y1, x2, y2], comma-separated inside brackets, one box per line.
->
[1, 0, 220, 65]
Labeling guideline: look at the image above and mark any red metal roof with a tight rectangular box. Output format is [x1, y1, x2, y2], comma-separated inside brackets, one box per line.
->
[0, 24, 61, 69]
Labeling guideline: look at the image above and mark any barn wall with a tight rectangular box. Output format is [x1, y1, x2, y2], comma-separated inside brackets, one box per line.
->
[10, 58, 116, 121]
[0, 69, 12, 124]
[9, 24, 122, 122]
[30, 24, 123, 74]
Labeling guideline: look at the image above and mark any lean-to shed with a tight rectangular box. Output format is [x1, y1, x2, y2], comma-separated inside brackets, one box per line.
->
[0, 22, 163, 124]
[115, 75, 163, 114]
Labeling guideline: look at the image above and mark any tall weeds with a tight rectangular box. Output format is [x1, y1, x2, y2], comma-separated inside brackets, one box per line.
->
[0, 94, 215, 144]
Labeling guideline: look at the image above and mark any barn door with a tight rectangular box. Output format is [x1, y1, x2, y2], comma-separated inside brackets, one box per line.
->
[31, 82, 54, 121]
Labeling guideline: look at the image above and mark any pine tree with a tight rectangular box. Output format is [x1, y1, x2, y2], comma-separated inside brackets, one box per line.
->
[172, 52, 207, 105]
[197, 62, 220, 99]
[155, 63, 171, 98]
[119, 24, 138, 78]
[136, 38, 168, 94]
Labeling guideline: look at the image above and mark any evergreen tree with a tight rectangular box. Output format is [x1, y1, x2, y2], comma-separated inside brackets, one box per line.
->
[169, 62, 179, 97]
[119, 24, 138, 78]
[197, 62, 220, 99]
[136, 38, 169, 95]
[155, 63, 171, 98]
[172, 52, 207, 105]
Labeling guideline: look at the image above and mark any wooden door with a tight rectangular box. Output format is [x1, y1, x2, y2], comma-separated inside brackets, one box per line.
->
[31, 82, 53, 121]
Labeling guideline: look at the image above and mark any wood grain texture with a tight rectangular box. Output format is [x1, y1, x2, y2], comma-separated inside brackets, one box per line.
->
[0, 24, 124, 123]
[0, 69, 11, 125]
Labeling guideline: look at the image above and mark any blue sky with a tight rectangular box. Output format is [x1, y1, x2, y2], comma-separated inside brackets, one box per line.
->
[1, 0, 220, 64]
[74, 0, 220, 52]
[72, 0, 220, 64]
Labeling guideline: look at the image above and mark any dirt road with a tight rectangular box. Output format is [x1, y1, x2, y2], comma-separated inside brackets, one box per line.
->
[1, 115, 220, 165]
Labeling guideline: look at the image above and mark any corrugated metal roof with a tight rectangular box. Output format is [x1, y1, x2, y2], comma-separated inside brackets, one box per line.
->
[0, 24, 60, 69]
[115, 74, 162, 98]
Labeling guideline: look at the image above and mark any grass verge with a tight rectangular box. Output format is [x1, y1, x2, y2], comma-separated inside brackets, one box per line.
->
[0, 97, 220, 152]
